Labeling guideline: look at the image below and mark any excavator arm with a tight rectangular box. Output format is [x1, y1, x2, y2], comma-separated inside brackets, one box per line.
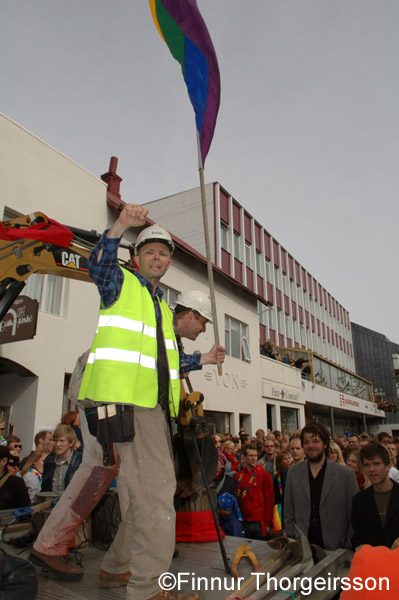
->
[0, 211, 119, 321]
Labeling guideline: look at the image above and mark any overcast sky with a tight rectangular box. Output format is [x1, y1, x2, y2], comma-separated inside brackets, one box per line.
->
[2, 1, 398, 342]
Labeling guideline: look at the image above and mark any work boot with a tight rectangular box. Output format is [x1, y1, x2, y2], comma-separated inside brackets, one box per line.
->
[99, 569, 132, 588]
[147, 590, 199, 600]
[29, 548, 83, 581]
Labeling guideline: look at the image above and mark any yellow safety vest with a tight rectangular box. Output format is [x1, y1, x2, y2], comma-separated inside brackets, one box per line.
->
[78, 268, 180, 417]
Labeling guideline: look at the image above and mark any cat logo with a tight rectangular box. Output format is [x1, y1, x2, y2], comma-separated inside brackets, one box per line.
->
[61, 251, 81, 269]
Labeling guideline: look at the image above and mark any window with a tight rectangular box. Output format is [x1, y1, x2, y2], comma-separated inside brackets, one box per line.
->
[245, 242, 253, 269]
[256, 251, 262, 275]
[24, 273, 43, 303]
[280, 407, 299, 436]
[277, 310, 284, 334]
[233, 232, 242, 261]
[268, 308, 275, 330]
[242, 336, 251, 362]
[43, 275, 63, 315]
[274, 267, 282, 290]
[220, 222, 230, 252]
[225, 315, 251, 361]
[24, 273, 64, 317]
[282, 275, 288, 295]
[265, 260, 272, 283]
[257, 301, 268, 326]
[285, 317, 292, 340]
[160, 284, 180, 309]
[203, 410, 231, 435]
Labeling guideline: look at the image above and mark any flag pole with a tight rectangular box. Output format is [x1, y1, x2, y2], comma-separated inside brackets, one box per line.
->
[197, 132, 222, 376]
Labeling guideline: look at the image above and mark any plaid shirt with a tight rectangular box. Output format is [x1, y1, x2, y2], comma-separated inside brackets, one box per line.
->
[88, 231, 201, 374]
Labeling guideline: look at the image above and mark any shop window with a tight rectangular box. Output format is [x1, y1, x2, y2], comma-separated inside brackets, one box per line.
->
[280, 407, 299, 436]
[203, 410, 231, 435]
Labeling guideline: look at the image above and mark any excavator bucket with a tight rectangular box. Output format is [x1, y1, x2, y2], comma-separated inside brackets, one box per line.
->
[174, 420, 218, 498]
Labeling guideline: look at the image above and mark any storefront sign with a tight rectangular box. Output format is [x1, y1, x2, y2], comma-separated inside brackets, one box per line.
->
[262, 380, 305, 405]
[204, 369, 248, 390]
[339, 393, 360, 409]
[0, 295, 39, 343]
[271, 387, 300, 403]
[337, 392, 384, 417]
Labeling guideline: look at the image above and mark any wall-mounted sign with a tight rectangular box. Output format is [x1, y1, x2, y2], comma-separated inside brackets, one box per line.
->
[0, 295, 39, 344]
[204, 369, 248, 390]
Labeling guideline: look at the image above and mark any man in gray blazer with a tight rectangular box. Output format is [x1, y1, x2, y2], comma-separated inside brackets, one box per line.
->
[284, 420, 358, 550]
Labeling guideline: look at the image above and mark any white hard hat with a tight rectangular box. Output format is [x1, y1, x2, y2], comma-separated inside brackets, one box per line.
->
[134, 224, 175, 255]
[176, 290, 213, 323]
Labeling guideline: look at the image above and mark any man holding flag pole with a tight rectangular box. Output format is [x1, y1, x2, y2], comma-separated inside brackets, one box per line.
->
[31, 3, 222, 599]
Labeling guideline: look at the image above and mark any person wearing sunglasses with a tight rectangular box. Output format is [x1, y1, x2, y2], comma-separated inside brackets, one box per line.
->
[0, 417, 7, 446]
[0, 447, 30, 509]
[7, 456, 21, 477]
[5, 435, 22, 456]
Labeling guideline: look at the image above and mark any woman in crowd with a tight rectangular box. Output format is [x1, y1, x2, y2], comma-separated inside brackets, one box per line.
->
[0, 446, 30, 509]
[255, 429, 265, 444]
[5, 435, 22, 457]
[289, 435, 305, 464]
[222, 440, 239, 477]
[272, 450, 291, 533]
[6, 455, 21, 476]
[328, 442, 346, 465]
[21, 449, 48, 503]
[273, 451, 291, 504]
[212, 434, 222, 450]
[232, 436, 242, 459]
[213, 451, 236, 498]
[61, 410, 83, 450]
[346, 450, 371, 491]
[42, 424, 82, 493]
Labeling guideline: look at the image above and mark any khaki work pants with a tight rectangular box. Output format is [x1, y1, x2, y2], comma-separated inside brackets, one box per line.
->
[101, 404, 176, 600]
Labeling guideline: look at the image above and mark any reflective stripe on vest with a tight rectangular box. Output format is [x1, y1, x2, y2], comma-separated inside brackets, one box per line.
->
[87, 349, 180, 380]
[78, 268, 180, 414]
[96, 315, 178, 353]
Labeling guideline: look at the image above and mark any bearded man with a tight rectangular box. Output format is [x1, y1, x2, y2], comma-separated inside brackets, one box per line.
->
[284, 420, 358, 550]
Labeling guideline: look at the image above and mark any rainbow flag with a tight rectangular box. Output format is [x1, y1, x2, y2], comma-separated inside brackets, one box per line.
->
[149, 0, 221, 165]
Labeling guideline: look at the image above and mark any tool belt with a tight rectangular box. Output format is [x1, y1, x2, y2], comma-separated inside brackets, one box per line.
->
[84, 403, 135, 444]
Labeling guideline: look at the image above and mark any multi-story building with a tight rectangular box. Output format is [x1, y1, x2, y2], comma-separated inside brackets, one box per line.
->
[142, 183, 356, 372]
[352, 322, 399, 435]
[143, 185, 386, 434]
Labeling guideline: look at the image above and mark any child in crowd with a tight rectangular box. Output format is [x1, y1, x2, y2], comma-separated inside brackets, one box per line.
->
[217, 492, 244, 537]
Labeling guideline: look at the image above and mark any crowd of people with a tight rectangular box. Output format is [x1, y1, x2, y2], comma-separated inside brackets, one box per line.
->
[212, 422, 399, 553]
[260, 339, 312, 379]
[0, 413, 83, 510]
